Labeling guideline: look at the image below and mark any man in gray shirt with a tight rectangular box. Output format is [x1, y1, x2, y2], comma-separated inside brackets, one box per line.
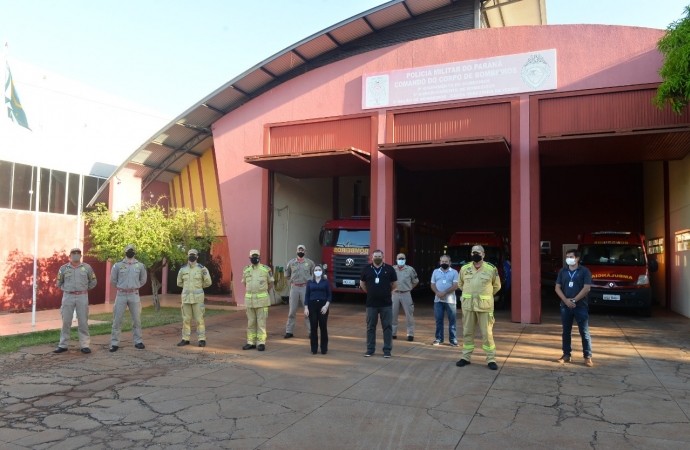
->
[54, 247, 97, 354]
[109, 244, 147, 352]
[430, 254, 459, 346]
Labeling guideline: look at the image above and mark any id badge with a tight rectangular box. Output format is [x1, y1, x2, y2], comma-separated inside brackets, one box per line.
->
[443, 279, 447, 284]
[568, 281, 573, 288]
[375, 277, 379, 284]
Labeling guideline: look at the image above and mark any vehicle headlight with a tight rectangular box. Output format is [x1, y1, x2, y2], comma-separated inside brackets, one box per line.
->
[636, 275, 649, 286]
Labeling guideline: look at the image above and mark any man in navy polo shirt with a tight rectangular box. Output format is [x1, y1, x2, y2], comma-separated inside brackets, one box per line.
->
[360, 249, 398, 358]
[555, 249, 593, 367]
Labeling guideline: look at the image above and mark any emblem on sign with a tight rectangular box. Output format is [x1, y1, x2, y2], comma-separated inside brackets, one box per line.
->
[521, 54, 551, 89]
[609, 282, 615, 288]
[365, 75, 390, 107]
[345, 258, 355, 267]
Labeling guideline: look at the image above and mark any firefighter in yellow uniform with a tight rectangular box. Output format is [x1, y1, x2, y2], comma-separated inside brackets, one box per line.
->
[457, 245, 502, 370]
[242, 249, 274, 351]
[176, 249, 212, 348]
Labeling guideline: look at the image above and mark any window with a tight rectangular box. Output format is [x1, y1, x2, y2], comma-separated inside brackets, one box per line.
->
[48, 170, 67, 214]
[0, 161, 12, 209]
[12, 163, 36, 211]
[66, 173, 80, 215]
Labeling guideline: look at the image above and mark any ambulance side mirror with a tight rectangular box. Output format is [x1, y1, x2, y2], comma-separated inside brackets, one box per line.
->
[649, 259, 659, 273]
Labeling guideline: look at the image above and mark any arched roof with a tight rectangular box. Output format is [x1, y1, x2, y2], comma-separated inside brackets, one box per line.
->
[88, 0, 546, 206]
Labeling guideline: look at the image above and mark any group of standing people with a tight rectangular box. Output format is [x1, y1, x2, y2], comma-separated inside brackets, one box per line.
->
[54, 243, 594, 369]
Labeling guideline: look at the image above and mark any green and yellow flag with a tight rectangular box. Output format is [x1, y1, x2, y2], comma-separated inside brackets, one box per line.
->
[5, 61, 30, 130]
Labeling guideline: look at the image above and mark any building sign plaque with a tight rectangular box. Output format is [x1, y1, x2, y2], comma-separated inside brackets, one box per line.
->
[362, 49, 557, 109]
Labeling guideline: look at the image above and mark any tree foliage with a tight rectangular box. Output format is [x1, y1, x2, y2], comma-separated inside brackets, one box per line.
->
[84, 202, 220, 310]
[654, 6, 690, 114]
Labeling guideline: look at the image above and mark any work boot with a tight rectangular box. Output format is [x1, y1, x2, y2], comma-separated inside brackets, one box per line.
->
[456, 359, 471, 367]
[53, 347, 68, 354]
[584, 357, 594, 367]
[407, 336, 414, 342]
[198, 340, 206, 347]
[557, 354, 572, 363]
[392, 335, 397, 339]
[284, 333, 293, 339]
[242, 344, 256, 350]
[177, 340, 190, 347]
[257, 344, 266, 351]
[109, 346, 118, 353]
[81, 348, 91, 354]
[134, 343, 145, 349]
[488, 362, 498, 370]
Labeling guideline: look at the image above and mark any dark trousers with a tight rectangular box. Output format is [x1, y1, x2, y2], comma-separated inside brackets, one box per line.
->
[308, 300, 329, 353]
[366, 306, 392, 353]
[560, 303, 592, 358]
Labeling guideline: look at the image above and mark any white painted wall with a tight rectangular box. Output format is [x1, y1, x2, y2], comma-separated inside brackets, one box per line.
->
[669, 153, 690, 318]
[2, 59, 169, 177]
[643, 161, 666, 305]
[272, 174, 332, 270]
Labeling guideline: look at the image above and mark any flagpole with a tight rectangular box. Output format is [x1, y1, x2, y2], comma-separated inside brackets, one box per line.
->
[32, 167, 40, 328]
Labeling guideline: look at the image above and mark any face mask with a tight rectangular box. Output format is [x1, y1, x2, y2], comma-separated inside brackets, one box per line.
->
[373, 257, 383, 265]
[471, 254, 483, 263]
[71, 254, 81, 263]
[250, 257, 260, 265]
[188, 255, 197, 263]
[125, 251, 136, 259]
[314, 270, 322, 277]
[297, 252, 305, 258]
[440, 263, 449, 270]
[397, 259, 405, 266]
[566, 257, 576, 266]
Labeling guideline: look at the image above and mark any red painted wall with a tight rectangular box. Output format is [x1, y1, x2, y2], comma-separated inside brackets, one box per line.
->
[211, 25, 664, 307]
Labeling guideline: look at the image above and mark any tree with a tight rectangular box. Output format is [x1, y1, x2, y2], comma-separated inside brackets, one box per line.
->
[84, 201, 220, 311]
[654, 6, 690, 114]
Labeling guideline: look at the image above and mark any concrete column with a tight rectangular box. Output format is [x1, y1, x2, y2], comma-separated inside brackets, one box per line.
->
[371, 112, 395, 261]
[511, 95, 541, 323]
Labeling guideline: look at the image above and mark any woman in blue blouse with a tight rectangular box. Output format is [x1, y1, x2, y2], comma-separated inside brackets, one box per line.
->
[304, 264, 332, 355]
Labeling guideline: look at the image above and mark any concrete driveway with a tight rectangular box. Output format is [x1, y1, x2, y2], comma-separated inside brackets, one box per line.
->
[1, 299, 689, 449]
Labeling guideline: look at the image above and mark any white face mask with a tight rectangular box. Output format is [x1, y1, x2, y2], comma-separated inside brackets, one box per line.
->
[314, 270, 322, 277]
[566, 257, 576, 266]
[397, 259, 405, 266]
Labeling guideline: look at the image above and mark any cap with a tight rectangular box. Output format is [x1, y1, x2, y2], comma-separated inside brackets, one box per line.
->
[187, 249, 199, 256]
[471, 245, 485, 253]
[297, 244, 306, 251]
[124, 244, 136, 252]
[249, 249, 260, 257]
[397, 253, 406, 259]
[70, 247, 82, 254]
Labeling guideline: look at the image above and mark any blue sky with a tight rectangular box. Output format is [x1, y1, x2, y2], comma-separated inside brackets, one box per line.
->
[1, 0, 687, 117]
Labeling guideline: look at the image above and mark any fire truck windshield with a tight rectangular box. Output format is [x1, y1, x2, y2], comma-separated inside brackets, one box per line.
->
[447, 246, 500, 267]
[322, 229, 370, 248]
[580, 245, 645, 266]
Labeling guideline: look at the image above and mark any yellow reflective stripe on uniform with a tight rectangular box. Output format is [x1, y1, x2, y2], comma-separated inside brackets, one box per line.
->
[462, 294, 472, 298]
[256, 333, 267, 339]
[479, 295, 492, 299]
[257, 293, 268, 298]
[483, 345, 496, 351]
[463, 344, 475, 349]
[489, 312, 494, 317]
[263, 307, 268, 312]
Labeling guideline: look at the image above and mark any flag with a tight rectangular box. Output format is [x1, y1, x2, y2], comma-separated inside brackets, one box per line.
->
[4, 61, 30, 130]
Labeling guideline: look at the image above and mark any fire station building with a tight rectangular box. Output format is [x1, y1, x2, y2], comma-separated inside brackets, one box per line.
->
[95, 0, 690, 322]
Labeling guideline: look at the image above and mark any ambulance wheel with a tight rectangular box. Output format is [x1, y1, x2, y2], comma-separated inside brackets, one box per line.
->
[641, 306, 652, 318]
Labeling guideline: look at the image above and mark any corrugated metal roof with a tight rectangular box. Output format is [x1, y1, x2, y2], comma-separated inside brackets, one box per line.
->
[89, 0, 545, 207]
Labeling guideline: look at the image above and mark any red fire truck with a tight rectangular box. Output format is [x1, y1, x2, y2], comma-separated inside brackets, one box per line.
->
[577, 231, 658, 316]
[446, 231, 511, 309]
[319, 217, 444, 295]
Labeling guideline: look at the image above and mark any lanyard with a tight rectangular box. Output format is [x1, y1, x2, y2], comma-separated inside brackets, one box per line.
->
[373, 266, 383, 278]
[567, 270, 578, 282]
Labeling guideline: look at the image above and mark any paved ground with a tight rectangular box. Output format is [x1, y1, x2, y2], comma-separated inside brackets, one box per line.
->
[1, 297, 689, 449]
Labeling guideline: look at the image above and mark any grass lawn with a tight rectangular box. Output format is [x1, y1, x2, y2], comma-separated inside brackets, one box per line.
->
[0, 306, 233, 354]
